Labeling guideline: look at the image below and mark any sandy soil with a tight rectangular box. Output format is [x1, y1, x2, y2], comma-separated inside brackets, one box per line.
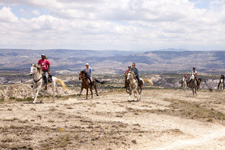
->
[0, 89, 225, 150]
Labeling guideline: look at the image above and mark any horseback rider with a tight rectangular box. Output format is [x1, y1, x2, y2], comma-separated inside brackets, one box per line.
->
[217, 74, 225, 89]
[125, 65, 131, 75]
[190, 67, 200, 87]
[38, 54, 50, 90]
[191, 67, 198, 78]
[183, 73, 187, 80]
[84, 63, 93, 87]
[181, 73, 187, 87]
[131, 63, 141, 86]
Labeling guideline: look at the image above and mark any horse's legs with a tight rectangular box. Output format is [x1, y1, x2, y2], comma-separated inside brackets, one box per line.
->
[41, 89, 46, 103]
[90, 87, 93, 99]
[94, 82, 99, 96]
[31, 83, 35, 99]
[33, 84, 41, 104]
[79, 87, 83, 97]
[86, 88, 88, 99]
[192, 88, 194, 97]
[52, 82, 55, 103]
[129, 86, 132, 100]
[137, 93, 141, 101]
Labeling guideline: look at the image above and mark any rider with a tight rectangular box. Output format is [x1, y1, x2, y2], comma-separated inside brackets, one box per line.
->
[191, 67, 200, 87]
[125, 65, 131, 76]
[181, 73, 188, 87]
[131, 63, 141, 86]
[183, 73, 187, 79]
[191, 67, 198, 78]
[217, 75, 225, 89]
[38, 54, 50, 90]
[84, 63, 93, 86]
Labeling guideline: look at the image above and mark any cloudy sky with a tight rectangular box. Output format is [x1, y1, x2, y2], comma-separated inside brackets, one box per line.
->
[0, 0, 224, 51]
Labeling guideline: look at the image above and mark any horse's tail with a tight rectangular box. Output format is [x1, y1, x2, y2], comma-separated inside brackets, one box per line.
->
[95, 79, 107, 84]
[143, 78, 153, 85]
[56, 78, 68, 91]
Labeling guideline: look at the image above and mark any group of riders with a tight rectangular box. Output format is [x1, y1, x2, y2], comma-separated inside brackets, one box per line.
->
[37, 54, 224, 90]
[37, 54, 141, 90]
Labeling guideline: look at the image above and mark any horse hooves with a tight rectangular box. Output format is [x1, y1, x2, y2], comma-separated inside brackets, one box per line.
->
[96, 94, 99, 96]
[40, 101, 43, 103]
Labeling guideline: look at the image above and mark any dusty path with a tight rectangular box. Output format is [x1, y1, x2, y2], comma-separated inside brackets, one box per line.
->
[0, 89, 225, 150]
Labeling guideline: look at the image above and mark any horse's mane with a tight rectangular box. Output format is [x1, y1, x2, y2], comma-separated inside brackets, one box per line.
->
[81, 70, 87, 76]
[35, 64, 43, 74]
[129, 71, 136, 78]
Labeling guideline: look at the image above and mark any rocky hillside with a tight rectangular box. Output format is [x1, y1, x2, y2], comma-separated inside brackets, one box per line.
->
[0, 73, 222, 101]
[1, 49, 225, 74]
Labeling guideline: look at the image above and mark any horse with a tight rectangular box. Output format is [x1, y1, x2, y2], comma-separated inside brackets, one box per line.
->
[124, 74, 130, 93]
[181, 77, 187, 90]
[218, 78, 224, 92]
[29, 64, 67, 103]
[127, 71, 153, 101]
[187, 74, 202, 96]
[78, 71, 106, 99]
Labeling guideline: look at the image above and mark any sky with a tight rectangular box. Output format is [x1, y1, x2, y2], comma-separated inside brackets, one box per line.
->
[0, 0, 225, 51]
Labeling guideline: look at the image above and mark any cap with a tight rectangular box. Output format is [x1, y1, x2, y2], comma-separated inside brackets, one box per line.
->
[86, 63, 89, 65]
[41, 54, 45, 56]
[128, 65, 131, 68]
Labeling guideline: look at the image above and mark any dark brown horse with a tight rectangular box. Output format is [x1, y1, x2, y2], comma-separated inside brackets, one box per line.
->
[78, 71, 106, 99]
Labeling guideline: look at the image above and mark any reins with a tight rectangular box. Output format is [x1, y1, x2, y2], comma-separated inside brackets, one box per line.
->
[33, 76, 42, 83]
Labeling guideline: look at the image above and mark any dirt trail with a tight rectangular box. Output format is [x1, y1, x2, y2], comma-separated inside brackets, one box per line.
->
[0, 89, 225, 150]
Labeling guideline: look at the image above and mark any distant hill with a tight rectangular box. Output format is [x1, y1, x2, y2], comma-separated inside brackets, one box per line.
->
[0, 49, 225, 74]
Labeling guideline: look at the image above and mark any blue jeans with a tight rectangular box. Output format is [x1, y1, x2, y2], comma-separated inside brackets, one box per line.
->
[136, 75, 140, 84]
[43, 71, 48, 85]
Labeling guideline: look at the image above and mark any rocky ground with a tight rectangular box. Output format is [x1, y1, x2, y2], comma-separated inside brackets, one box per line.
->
[0, 88, 225, 150]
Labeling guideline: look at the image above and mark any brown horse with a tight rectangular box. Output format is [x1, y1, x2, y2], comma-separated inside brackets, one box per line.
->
[78, 71, 106, 99]
[187, 74, 202, 96]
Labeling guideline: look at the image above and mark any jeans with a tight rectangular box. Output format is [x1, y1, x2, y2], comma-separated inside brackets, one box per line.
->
[87, 76, 92, 84]
[44, 71, 48, 85]
[136, 75, 140, 84]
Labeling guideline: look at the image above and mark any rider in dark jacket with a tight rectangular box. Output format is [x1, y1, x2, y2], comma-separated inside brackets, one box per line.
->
[218, 75, 224, 89]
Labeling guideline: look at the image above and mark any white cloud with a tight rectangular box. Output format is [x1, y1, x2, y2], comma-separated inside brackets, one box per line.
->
[32, 10, 40, 16]
[0, 0, 224, 50]
[0, 7, 18, 23]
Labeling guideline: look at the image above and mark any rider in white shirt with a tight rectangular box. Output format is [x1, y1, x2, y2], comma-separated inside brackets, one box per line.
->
[191, 67, 198, 79]
[190, 67, 200, 87]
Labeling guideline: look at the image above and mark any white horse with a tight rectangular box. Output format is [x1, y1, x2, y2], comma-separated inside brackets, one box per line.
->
[182, 77, 187, 90]
[218, 78, 224, 92]
[127, 71, 153, 101]
[29, 64, 67, 103]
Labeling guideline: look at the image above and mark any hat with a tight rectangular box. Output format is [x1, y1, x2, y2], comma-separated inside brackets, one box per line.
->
[86, 63, 89, 65]
[41, 54, 45, 56]
[128, 65, 131, 68]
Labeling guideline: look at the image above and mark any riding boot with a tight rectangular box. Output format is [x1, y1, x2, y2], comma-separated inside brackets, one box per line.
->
[90, 81, 93, 88]
[138, 82, 141, 87]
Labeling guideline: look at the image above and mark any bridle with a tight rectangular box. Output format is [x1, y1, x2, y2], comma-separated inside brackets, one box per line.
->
[127, 72, 137, 87]
[30, 66, 43, 84]
[79, 71, 87, 80]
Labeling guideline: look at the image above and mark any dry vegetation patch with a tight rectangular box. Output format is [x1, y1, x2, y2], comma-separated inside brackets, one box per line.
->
[151, 98, 225, 124]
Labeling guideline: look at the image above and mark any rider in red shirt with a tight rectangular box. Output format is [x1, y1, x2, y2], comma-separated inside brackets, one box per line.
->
[38, 54, 50, 90]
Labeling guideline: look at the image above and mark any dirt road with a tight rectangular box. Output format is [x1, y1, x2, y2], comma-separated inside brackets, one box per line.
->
[0, 89, 225, 150]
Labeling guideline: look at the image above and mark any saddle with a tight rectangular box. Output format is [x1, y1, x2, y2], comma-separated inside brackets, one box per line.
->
[42, 74, 52, 83]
